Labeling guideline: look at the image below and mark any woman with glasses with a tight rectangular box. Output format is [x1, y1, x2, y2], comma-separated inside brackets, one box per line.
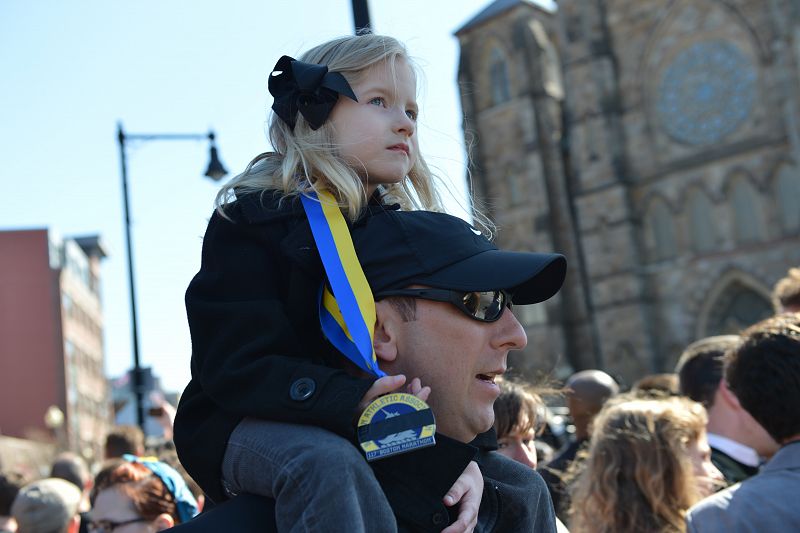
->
[88, 457, 197, 532]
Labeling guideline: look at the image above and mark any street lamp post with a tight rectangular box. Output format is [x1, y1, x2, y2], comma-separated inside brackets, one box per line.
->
[351, 0, 371, 33]
[116, 122, 227, 431]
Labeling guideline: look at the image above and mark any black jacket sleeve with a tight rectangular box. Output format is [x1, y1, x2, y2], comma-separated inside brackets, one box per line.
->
[185, 209, 372, 437]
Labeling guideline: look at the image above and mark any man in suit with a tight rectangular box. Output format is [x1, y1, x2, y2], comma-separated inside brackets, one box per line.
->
[676, 335, 778, 485]
[686, 313, 800, 532]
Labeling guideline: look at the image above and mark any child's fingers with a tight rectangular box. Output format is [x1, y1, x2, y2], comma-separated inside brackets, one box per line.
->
[416, 386, 431, 402]
[406, 377, 431, 401]
[407, 377, 421, 395]
[358, 374, 406, 411]
[441, 461, 481, 533]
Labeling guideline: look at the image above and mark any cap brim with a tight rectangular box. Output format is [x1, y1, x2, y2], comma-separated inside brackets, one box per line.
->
[416, 250, 567, 305]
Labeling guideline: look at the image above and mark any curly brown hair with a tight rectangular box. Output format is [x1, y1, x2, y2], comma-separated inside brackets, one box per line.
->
[568, 396, 707, 533]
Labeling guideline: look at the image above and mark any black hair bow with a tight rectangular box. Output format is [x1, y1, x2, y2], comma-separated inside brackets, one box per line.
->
[268, 55, 357, 130]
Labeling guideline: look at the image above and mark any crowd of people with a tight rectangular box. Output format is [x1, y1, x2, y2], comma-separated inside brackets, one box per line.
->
[0, 427, 200, 533]
[485, 267, 800, 532]
[1, 29, 798, 532]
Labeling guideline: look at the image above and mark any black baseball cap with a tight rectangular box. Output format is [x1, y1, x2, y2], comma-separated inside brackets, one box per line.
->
[351, 210, 566, 305]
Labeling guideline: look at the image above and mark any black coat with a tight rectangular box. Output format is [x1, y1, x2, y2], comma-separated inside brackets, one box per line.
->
[174, 191, 375, 503]
[173, 191, 479, 529]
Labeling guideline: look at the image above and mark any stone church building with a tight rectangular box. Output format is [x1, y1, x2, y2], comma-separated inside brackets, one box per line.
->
[455, 0, 800, 385]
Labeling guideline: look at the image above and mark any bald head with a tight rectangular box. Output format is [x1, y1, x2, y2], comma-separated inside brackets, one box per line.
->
[566, 370, 619, 438]
[566, 370, 619, 409]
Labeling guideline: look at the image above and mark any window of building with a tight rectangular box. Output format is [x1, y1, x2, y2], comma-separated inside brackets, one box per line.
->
[644, 198, 677, 261]
[730, 176, 765, 244]
[62, 293, 73, 316]
[687, 188, 717, 252]
[705, 281, 772, 336]
[776, 164, 800, 232]
[490, 47, 511, 105]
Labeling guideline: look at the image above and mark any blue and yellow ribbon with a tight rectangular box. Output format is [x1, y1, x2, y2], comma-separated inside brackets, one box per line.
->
[301, 190, 385, 377]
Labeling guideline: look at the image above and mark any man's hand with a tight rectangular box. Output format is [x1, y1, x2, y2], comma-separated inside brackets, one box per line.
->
[441, 460, 482, 533]
[357, 375, 431, 414]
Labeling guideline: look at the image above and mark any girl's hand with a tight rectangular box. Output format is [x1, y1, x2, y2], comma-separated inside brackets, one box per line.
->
[441, 460, 482, 533]
[357, 375, 431, 415]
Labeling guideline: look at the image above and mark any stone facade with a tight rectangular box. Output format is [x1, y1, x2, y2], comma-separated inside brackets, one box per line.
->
[455, 0, 800, 385]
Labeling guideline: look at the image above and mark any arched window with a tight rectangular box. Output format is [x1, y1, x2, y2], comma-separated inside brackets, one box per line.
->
[644, 198, 677, 261]
[730, 175, 765, 243]
[704, 281, 772, 336]
[776, 165, 800, 232]
[687, 188, 717, 252]
[489, 47, 511, 105]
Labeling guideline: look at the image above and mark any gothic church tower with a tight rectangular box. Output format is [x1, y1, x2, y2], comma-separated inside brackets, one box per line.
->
[456, 0, 800, 384]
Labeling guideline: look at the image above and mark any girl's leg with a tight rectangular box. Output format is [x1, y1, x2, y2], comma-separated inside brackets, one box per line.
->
[221, 418, 397, 533]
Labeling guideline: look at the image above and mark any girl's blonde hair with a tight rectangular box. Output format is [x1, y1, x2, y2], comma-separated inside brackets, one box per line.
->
[568, 395, 708, 533]
[217, 33, 443, 220]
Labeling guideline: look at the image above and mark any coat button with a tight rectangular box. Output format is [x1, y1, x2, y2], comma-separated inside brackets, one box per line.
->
[431, 511, 447, 526]
[289, 378, 316, 401]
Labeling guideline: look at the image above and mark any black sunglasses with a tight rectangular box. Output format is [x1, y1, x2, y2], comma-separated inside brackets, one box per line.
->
[87, 518, 149, 533]
[376, 288, 512, 322]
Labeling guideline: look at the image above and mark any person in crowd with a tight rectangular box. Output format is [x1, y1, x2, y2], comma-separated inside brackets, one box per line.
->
[492, 379, 544, 469]
[88, 456, 198, 532]
[540, 369, 618, 519]
[104, 426, 145, 459]
[631, 373, 680, 397]
[174, 210, 565, 530]
[174, 31, 566, 532]
[686, 313, 800, 531]
[158, 450, 205, 513]
[772, 267, 800, 313]
[50, 453, 92, 533]
[0, 472, 26, 533]
[11, 478, 81, 533]
[569, 395, 723, 533]
[492, 380, 569, 532]
[534, 440, 555, 466]
[676, 335, 778, 485]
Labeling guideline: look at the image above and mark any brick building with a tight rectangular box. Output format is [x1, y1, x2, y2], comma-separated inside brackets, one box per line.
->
[0, 229, 111, 461]
[456, 0, 800, 384]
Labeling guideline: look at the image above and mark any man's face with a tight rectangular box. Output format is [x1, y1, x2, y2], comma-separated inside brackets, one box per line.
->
[377, 295, 527, 442]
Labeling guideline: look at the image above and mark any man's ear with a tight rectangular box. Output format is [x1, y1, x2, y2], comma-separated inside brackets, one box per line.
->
[374, 300, 399, 363]
[68, 515, 81, 533]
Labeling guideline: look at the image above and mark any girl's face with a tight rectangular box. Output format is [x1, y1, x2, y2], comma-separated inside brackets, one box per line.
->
[89, 487, 173, 533]
[497, 428, 538, 469]
[329, 57, 419, 194]
[686, 431, 724, 497]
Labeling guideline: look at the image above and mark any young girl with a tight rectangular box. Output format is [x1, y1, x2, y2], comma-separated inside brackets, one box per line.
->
[174, 33, 481, 532]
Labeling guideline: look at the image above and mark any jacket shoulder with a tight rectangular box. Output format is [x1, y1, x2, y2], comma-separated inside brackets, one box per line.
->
[219, 190, 306, 225]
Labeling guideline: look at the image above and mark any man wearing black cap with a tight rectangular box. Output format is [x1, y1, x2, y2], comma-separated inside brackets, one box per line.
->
[175, 193, 564, 532]
[356, 209, 564, 531]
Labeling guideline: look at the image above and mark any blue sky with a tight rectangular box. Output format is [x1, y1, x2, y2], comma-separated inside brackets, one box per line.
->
[0, 0, 549, 392]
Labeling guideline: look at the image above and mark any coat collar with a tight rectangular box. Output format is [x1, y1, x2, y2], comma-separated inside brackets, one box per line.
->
[763, 440, 800, 473]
